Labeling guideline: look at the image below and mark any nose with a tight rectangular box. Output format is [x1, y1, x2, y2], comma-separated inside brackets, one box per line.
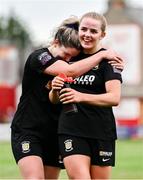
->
[84, 30, 91, 37]
[65, 55, 72, 62]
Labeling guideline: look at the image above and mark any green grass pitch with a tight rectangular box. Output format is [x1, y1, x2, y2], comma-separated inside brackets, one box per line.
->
[0, 139, 143, 179]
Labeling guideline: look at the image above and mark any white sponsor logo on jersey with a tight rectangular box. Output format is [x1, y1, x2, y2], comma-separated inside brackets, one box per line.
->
[99, 151, 112, 157]
[74, 75, 95, 85]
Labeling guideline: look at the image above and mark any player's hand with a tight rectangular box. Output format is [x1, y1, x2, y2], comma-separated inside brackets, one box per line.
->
[108, 56, 125, 71]
[51, 76, 64, 91]
[102, 49, 124, 71]
[60, 88, 82, 104]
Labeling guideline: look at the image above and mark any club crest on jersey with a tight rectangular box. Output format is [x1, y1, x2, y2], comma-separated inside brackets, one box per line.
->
[21, 141, 30, 153]
[38, 52, 52, 65]
[64, 139, 73, 152]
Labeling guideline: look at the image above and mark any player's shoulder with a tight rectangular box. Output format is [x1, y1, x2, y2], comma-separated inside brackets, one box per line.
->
[30, 47, 49, 58]
[99, 59, 109, 69]
[96, 48, 108, 65]
[28, 47, 54, 64]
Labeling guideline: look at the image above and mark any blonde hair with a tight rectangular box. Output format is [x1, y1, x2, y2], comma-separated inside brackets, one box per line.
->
[53, 16, 81, 51]
[79, 12, 107, 32]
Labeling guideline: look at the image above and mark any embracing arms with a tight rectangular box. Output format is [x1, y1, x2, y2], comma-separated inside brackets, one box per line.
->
[44, 49, 124, 78]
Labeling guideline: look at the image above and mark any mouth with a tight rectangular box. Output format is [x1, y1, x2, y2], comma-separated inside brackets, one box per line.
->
[81, 37, 93, 44]
[82, 40, 92, 46]
[83, 38, 91, 42]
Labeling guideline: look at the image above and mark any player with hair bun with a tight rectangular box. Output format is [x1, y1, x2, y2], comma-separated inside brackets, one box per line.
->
[11, 16, 123, 179]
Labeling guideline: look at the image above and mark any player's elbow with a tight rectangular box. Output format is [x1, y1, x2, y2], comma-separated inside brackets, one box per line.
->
[111, 95, 120, 106]
[112, 101, 119, 106]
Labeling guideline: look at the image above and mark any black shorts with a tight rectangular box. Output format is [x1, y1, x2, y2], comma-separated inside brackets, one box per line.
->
[11, 129, 63, 168]
[59, 134, 116, 166]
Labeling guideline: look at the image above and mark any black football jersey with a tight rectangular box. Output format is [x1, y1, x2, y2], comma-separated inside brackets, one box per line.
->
[58, 49, 122, 140]
[11, 48, 62, 134]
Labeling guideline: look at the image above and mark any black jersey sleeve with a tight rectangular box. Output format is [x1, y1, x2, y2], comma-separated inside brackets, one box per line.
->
[100, 60, 122, 83]
[29, 48, 57, 73]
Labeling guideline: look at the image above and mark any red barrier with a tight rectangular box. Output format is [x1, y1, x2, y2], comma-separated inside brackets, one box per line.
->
[117, 118, 139, 127]
[0, 85, 16, 123]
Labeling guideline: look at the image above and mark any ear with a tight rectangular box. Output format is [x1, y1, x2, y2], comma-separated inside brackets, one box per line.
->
[53, 39, 60, 46]
[100, 32, 106, 39]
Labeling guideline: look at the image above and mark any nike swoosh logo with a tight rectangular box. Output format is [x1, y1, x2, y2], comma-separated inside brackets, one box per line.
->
[102, 158, 110, 162]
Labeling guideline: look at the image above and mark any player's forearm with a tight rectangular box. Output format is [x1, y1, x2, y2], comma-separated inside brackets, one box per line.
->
[80, 92, 120, 107]
[66, 52, 105, 77]
[44, 51, 105, 78]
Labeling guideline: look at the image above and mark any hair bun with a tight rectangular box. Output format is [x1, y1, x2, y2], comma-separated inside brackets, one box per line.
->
[65, 23, 79, 31]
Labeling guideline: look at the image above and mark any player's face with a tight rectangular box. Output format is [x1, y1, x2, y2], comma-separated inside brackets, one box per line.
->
[55, 45, 80, 61]
[79, 17, 105, 54]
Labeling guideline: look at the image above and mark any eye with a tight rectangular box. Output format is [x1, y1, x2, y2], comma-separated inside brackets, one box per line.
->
[80, 27, 87, 32]
[90, 29, 98, 34]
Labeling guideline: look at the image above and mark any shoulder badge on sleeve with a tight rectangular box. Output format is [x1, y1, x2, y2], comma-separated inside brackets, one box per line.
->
[38, 52, 52, 65]
[113, 67, 122, 74]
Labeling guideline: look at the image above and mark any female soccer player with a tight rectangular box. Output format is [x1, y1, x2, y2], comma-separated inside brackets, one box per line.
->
[50, 12, 123, 179]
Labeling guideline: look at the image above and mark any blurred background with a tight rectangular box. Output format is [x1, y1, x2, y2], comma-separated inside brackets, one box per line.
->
[0, 0, 143, 179]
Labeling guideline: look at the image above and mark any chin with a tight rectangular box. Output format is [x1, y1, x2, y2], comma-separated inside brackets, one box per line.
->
[81, 42, 91, 48]
[83, 46, 93, 52]
[82, 44, 91, 49]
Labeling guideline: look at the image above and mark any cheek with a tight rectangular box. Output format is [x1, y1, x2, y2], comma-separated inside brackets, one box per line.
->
[58, 52, 65, 59]
[79, 36, 84, 44]
[73, 52, 80, 57]
[78, 31, 83, 38]
[94, 34, 102, 40]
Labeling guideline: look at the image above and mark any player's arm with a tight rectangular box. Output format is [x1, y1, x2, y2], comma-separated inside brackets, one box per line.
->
[49, 76, 64, 104]
[44, 49, 123, 78]
[59, 80, 121, 106]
